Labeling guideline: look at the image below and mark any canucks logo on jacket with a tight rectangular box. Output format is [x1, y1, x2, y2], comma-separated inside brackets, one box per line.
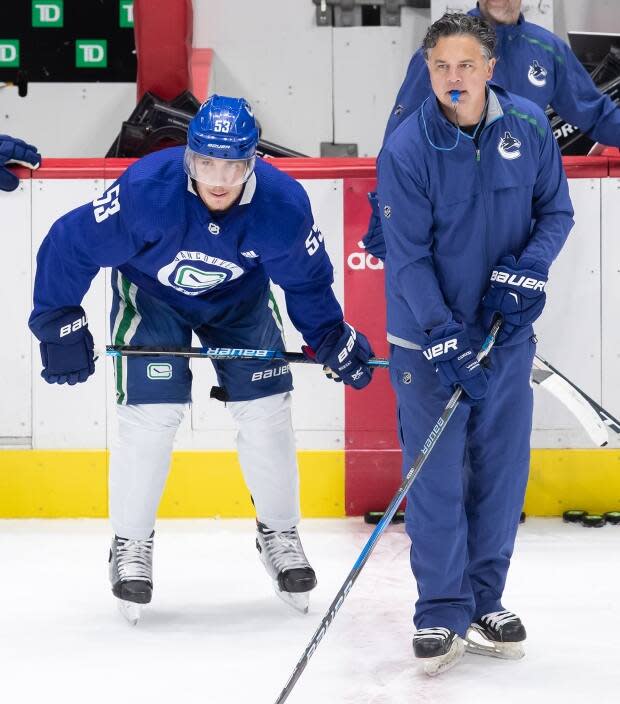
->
[498, 131, 522, 160]
[527, 60, 547, 88]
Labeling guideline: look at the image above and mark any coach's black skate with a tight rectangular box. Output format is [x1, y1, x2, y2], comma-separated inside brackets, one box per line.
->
[109, 533, 154, 625]
[466, 610, 526, 659]
[412, 627, 465, 676]
[256, 522, 317, 614]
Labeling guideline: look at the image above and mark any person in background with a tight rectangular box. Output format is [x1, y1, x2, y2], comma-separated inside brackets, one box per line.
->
[364, 0, 619, 259]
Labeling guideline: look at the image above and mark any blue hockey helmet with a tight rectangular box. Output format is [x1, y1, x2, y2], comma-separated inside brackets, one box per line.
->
[184, 95, 259, 187]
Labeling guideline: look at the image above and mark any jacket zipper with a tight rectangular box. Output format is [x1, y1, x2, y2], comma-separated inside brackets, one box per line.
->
[473, 137, 489, 271]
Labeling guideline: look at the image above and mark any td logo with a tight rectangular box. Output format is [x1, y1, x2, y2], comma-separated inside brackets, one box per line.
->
[76, 40, 108, 68]
[0, 40, 19, 67]
[32, 1, 64, 27]
[119, 0, 134, 28]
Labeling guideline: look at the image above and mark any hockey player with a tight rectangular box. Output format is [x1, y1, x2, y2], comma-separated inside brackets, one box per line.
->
[29, 95, 374, 623]
[364, 0, 620, 259]
[377, 13, 573, 674]
[0, 135, 40, 191]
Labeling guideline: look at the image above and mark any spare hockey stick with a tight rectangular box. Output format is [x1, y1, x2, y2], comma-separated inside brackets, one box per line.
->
[272, 318, 502, 704]
[533, 354, 620, 444]
[106, 345, 389, 368]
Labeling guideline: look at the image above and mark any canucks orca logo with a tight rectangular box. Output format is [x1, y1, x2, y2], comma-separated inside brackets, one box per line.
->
[498, 132, 522, 160]
[157, 251, 244, 296]
[528, 59, 547, 87]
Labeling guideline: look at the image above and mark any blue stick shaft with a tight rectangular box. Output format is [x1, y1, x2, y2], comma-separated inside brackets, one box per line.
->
[105, 345, 389, 368]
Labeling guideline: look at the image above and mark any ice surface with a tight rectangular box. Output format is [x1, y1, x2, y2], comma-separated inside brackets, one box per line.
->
[1, 518, 618, 704]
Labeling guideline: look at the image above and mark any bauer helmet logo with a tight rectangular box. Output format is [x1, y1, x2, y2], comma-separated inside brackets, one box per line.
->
[383, 205, 391, 218]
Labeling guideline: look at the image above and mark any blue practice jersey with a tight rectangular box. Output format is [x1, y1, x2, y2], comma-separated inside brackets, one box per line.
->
[384, 8, 620, 147]
[377, 87, 574, 349]
[30, 148, 343, 350]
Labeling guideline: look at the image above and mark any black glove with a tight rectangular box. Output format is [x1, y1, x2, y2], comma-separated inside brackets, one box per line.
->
[0, 135, 41, 192]
[361, 192, 386, 261]
[311, 323, 374, 390]
[29, 307, 96, 385]
[423, 322, 488, 404]
[481, 255, 548, 344]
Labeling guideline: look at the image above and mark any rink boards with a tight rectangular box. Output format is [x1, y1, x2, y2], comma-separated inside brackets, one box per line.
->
[2, 157, 620, 517]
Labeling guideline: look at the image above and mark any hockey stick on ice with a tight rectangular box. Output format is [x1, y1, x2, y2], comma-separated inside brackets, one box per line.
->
[533, 354, 620, 444]
[106, 345, 390, 367]
[272, 318, 502, 704]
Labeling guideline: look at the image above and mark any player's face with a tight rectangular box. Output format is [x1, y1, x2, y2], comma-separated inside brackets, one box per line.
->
[426, 35, 495, 122]
[187, 154, 253, 211]
[192, 156, 251, 188]
[477, 0, 521, 25]
[196, 179, 244, 212]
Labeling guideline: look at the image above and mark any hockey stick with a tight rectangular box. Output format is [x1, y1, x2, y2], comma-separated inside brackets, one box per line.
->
[273, 319, 502, 704]
[105, 346, 616, 442]
[105, 345, 389, 368]
[533, 354, 620, 442]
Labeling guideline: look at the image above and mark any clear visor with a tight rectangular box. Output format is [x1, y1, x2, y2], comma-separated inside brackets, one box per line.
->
[184, 148, 255, 188]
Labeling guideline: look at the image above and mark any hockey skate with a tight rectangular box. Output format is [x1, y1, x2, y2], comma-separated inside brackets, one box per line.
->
[413, 627, 466, 676]
[465, 610, 526, 659]
[255, 522, 317, 614]
[109, 533, 154, 625]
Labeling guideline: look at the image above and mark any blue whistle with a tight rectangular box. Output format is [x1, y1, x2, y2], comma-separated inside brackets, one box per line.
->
[450, 90, 461, 103]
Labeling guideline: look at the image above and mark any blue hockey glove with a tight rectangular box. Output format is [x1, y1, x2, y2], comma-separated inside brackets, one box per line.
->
[29, 307, 96, 385]
[481, 255, 548, 344]
[361, 192, 386, 261]
[423, 322, 488, 404]
[0, 135, 41, 192]
[313, 323, 374, 390]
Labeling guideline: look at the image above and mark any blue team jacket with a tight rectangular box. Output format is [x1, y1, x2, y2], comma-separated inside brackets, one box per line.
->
[384, 8, 620, 147]
[377, 86, 574, 349]
[29, 149, 343, 350]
